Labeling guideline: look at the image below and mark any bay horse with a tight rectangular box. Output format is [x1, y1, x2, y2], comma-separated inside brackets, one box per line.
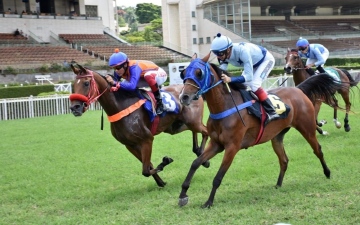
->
[69, 64, 209, 187]
[178, 54, 342, 208]
[284, 48, 360, 135]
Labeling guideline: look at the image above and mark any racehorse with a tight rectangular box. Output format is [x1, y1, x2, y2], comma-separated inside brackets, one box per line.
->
[284, 48, 360, 135]
[69, 63, 209, 187]
[177, 54, 342, 208]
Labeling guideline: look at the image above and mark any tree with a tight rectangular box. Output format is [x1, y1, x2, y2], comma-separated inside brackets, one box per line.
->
[124, 7, 137, 26]
[135, 3, 161, 24]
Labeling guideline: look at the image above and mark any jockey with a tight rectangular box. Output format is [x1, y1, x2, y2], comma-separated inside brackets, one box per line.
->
[210, 33, 279, 123]
[106, 49, 168, 115]
[296, 38, 329, 75]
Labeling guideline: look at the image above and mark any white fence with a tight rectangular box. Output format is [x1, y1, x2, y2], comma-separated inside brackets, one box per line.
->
[0, 94, 101, 121]
[0, 75, 295, 121]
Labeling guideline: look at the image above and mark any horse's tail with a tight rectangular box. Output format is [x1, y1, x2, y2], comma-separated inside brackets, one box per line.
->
[340, 69, 360, 87]
[296, 73, 343, 107]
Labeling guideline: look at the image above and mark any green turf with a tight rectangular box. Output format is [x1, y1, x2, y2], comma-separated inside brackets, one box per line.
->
[1, 90, 360, 225]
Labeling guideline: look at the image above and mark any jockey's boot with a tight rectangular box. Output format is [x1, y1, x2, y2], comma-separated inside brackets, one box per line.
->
[261, 98, 280, 124]
[316, 66, 326, 74]
[154, 89, 164, 115]
[305, 67, 315, 76]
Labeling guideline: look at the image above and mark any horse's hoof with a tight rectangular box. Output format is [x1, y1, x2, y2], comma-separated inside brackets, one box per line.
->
[322, 131, 329, 136]
[178, 197, 189, 207]
[163, 156, 174, 164]
[202, 160, 210, 168]
[334, 121, 341, 129]
[344, 125, 351, 132]
[319, 120, 327, 126]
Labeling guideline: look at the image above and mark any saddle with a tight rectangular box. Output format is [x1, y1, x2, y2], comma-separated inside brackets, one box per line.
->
[239, 89, 291, 123]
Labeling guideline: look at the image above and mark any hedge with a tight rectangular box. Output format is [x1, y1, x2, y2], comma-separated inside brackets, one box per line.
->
[0, 85, 54, 99]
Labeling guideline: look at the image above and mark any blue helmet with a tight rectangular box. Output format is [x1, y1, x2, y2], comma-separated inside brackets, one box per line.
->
[108, 49, 128, 67]
[296, 38, 309, 47]
[211, 33, 233, 53]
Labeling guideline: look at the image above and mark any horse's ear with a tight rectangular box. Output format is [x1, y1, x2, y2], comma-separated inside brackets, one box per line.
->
[287, 47, 291, 52]
[70, 64, 79, 74]
[191, 53, 197, 61]
[77, 64, 87, 74]
[202, 51, 211, 63]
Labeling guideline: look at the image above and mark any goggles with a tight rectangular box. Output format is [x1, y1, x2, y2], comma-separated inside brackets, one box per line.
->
[212, 50, 227, 57]
[113, 63, 126, 70]
[298, 46, 307, 51]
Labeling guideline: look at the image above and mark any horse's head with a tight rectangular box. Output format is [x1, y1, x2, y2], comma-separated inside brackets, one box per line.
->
[284, 48, 304, 74]
[69, 64, 108, 116]
[179, 53, 215, 106]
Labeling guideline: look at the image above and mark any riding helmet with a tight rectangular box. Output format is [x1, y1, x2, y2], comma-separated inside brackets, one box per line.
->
[211, 33, 233, 52]
[109, 48, 128, 67]
[296, 38, 309, 47]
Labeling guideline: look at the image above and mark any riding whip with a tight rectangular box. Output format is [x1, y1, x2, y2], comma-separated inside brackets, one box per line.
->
[225, 83, 246, 127]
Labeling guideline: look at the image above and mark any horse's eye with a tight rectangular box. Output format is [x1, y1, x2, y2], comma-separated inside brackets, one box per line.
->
[84, 81, 90, 87]
[196, 69, 203, 79]
[180, 69, 185, 80]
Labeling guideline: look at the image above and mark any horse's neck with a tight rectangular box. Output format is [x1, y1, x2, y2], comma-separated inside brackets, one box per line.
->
[94, 75, 128, 116]
[205, 83, 243, 114]
[293, 69, 310, 86]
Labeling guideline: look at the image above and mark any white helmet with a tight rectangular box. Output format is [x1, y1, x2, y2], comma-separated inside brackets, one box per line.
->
[211, 33, 233, 54]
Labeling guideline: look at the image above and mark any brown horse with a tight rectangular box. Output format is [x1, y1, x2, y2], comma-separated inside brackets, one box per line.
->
[69, 64, 209, 187]
[284, 48, 360, 135]
[177, 54, 342, 208]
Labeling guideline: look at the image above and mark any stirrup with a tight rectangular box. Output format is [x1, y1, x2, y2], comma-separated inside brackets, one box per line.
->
[156, 104, 164, 115]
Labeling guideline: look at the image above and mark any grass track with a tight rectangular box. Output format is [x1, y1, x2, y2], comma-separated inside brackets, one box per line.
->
[1, 91, 360, 225]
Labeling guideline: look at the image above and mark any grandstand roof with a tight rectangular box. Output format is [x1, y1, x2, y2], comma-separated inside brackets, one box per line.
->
[251, 0, 359, 8]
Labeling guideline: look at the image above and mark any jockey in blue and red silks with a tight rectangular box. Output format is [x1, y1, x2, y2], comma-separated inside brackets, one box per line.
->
[106, 49, 168, 115]
[210, 33, 280, 123]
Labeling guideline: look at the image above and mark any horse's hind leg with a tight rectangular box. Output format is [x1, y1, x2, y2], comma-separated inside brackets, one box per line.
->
[314, 101, 328, 135]
[296, 124, 331, 179]
[271, 128, 290, 188]
[340, 91, 351, 132]
[192, 131, 210, 168]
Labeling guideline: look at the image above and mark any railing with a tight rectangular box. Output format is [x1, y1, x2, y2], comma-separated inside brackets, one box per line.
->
[0, 94, 101, 121]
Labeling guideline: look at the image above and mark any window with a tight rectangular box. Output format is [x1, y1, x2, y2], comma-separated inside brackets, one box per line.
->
[193, 38, 197, 44]
[192, 11, 195, 17]
[192, 25, 196, 31]
[199, 38, 204, 44]
[206, 37, 211, 43]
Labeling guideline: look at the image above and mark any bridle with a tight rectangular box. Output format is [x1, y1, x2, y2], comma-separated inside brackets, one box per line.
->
[69, 69, 109, 111]
[182, 59, 222, 99]
[284, 51, 307, 72]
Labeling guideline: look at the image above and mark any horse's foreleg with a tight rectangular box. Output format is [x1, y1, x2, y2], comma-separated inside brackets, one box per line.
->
[202, 147, 237, 208]
[178, 141, 220, 207]
[126, 144, 168, 187]
[192, 131, 210, 168]
[271, 128, 290, 188]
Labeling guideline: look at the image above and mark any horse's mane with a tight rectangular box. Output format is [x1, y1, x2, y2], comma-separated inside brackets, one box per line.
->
[209, 63, 247, 90]
[90, 69, 139, 99]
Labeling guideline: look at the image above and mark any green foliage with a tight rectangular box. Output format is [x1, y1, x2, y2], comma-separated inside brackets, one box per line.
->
[123, 7, 137, 26]
[135, 3, 161, 24]
[50, 63, 63, 73]
[39, 64, 50, 74]
[0, 85, 54, 98]
[118, 16, 126, 27]
[3, 66, 17, 75]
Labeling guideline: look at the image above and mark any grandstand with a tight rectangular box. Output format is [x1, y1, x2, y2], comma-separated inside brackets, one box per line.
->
[1, 0, 360, 77]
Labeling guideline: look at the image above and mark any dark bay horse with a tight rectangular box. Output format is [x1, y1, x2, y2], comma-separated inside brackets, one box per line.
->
[178, 54, 342, 208]
[69, 64, 209, 187]
[284, 48, 360, 135]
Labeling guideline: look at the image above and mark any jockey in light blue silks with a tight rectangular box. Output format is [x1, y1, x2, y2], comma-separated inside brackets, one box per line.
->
[210, 33, 279, 123]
